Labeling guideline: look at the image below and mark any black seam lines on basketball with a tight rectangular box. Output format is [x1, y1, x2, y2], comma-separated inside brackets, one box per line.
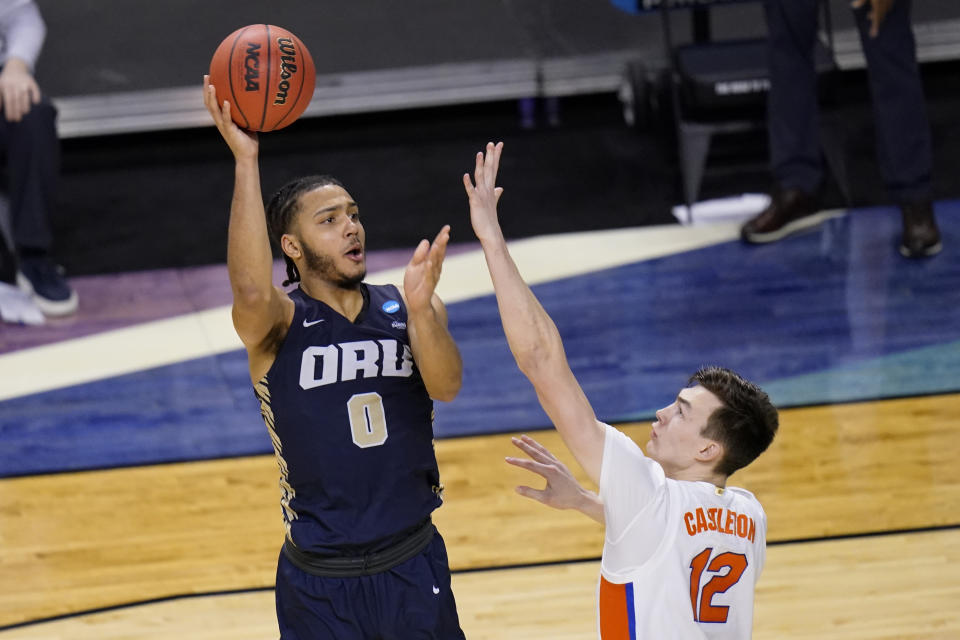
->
[259, 24, 271, 132]
[274, 36, 306, 130]
[227, 27, 251, 130]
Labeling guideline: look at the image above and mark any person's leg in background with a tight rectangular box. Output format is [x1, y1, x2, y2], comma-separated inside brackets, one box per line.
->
[0, 95, 78, 315]
[0, 199, 44, 325]
[742, 0, 828, 243]
[854, 0, 940, 257]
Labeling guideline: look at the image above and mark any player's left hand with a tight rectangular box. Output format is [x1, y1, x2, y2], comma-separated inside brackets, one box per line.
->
[403, 224, 450, 313]
[851, 0, 895, 38]
[463, 141, 505, 244]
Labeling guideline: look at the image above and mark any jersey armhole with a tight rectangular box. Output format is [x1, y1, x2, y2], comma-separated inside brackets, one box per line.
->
[260, 292, 305, 383]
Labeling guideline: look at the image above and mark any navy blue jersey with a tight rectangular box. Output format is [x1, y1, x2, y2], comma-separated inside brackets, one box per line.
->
[254, 284, 443, 554]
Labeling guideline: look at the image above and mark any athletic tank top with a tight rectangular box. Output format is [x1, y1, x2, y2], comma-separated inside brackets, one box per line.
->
[597, 425, 766, 639]
[254, 284, 443, 554]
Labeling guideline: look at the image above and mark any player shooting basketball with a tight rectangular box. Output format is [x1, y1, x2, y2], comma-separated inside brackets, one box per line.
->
[203, 77, 466, 640]
[464, 141, 779, 638]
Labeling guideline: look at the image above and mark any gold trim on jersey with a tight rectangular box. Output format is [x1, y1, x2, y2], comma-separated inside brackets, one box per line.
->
[254, 376, 298, 540]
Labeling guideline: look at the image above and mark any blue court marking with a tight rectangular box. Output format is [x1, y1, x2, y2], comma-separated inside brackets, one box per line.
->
[440, 203, 960, 430]
[0, 352, 267, 476]
[1, 203, 958, 476]
[624, 338, 960, 420]
[758, 338, 960, 408]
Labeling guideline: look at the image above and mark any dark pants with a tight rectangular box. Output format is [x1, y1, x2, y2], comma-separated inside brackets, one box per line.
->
[765, 0, 932, 203]
[0, 93, 60, 254]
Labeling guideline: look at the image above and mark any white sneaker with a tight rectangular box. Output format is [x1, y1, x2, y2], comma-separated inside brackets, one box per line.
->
[0, 280, 45, 325]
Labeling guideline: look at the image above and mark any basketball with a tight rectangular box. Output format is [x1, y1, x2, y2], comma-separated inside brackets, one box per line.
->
[208, 24, 316, 132]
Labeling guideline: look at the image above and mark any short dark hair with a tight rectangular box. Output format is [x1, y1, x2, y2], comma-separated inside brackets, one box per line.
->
[265, 175, 345, 286]
[690, 366, 778, 477]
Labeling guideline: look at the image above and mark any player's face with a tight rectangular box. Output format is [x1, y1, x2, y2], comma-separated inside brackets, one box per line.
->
[292, 185, 366, 287]
[646, 385, 724, 476]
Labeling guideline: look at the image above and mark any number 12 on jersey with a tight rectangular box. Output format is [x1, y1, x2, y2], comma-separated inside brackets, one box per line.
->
[689, 547, 748, 623]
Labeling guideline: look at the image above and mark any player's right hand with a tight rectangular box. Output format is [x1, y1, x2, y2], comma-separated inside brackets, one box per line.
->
[506, 434, 596, 512]
[203, 75, 258, 160]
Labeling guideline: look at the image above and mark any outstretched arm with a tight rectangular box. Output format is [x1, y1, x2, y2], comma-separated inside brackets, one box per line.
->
[203, 77, 293, 380]
[464, 142, 605, 483]
[403, 225, 463, 402]
[506, 435, 604, 524]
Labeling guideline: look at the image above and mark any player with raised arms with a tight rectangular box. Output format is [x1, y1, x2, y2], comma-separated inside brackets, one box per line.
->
[463, 141, 779, 639]
[203, 75, 466, 639]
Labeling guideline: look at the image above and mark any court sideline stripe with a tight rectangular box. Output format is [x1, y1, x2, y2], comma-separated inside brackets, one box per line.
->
[2, 522, 957, 633]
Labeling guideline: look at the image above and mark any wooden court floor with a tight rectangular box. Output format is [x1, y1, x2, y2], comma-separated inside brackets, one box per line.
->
[1, 392, 958, 638]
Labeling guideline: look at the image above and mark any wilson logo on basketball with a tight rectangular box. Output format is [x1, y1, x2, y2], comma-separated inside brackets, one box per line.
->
[274, 37, 298, 105]
[243, 42, 261, 91]
[209, 24, 315, 131]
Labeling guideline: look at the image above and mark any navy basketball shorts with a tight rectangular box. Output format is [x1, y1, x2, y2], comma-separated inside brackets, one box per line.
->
[275, 530, 465, 639]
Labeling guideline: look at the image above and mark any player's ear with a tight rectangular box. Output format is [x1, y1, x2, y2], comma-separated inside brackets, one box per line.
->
[696, 440, 722, 464]
[281, 234, 301, 260]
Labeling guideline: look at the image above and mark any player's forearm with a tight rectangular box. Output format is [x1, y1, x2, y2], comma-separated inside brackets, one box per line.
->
[227, 156, 274, 305]
[408, 308, 463, 402]
[480, 233, 605, 481]
[479, 235, 566, 378]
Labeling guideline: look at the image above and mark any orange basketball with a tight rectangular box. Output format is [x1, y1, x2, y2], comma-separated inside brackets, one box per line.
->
[208, 24, 316, 132]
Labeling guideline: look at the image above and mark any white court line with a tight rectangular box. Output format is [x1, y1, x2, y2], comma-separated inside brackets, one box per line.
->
[0, 223, 740, 401]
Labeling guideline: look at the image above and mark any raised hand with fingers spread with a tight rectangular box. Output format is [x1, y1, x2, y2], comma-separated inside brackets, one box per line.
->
[463, 141, 505, 244]
[403, 225, 450, 315]
[402, 222, 462, 403]
[506, 435, 604, 523]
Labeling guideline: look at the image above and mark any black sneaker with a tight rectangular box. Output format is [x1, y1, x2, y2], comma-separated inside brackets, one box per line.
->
[899, 201, 942, 258]
[17, 256, 79, 316]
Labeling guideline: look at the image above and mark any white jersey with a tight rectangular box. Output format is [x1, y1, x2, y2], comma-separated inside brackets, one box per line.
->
[596, 424, 766, 639]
